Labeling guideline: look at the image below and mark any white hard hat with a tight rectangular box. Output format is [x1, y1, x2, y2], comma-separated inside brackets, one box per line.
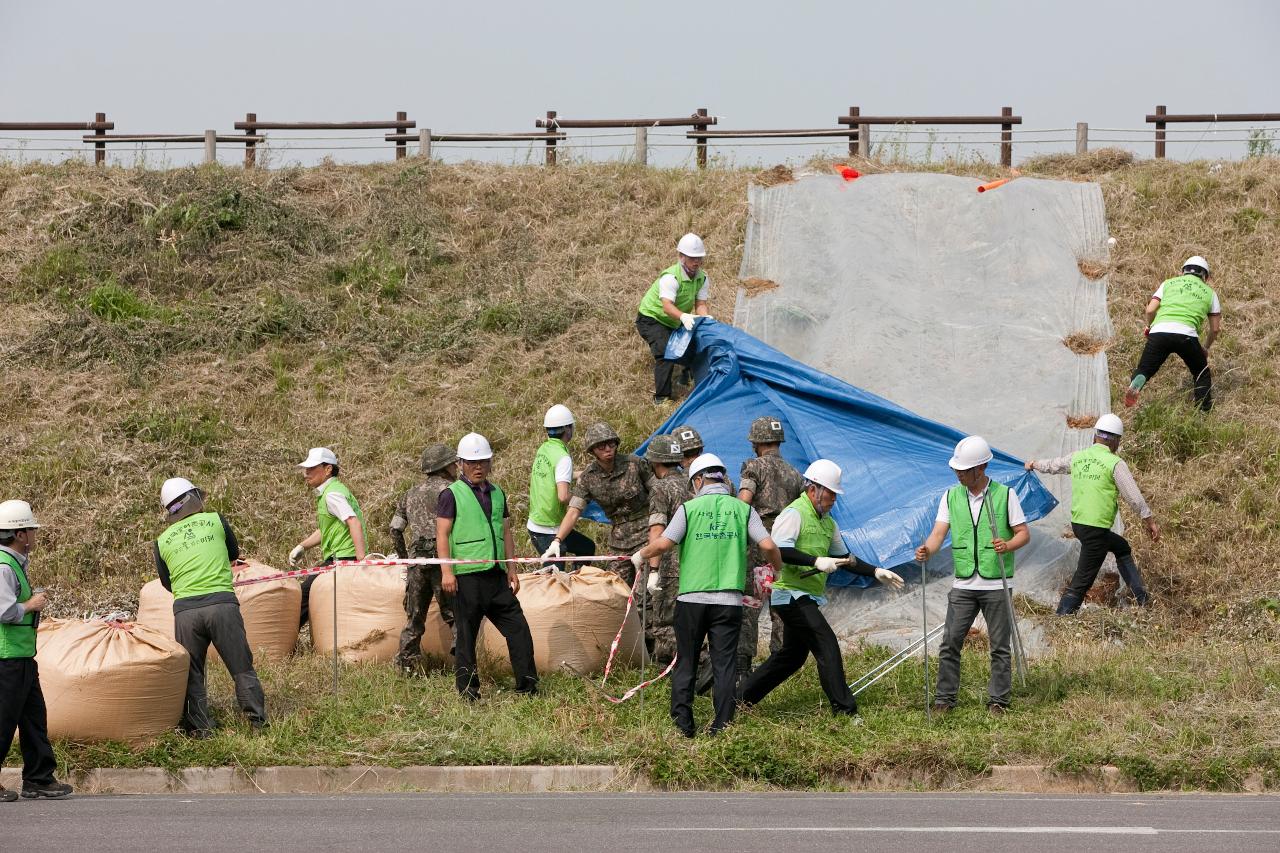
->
[160, 477, 199, 510]
[676, 233, 707, 258]
[0, 500, 39, 531]
[543, 404, 575, 429]
[1182, 256, 1210, 276]
[1095, 413, 1124, 437]
[802, 459, 845, 495]
[457, 432, 494, 461]
[298, 447, 339, 468]
[948, 436, 993, 471]
[688, 453, 726, 480]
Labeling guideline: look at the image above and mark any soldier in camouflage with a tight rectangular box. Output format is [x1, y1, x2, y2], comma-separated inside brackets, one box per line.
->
[390, 443, 458, 674]
[739, 416, 805, 654]
[644, 434, 689, 663]
[551, 422, 655, 587]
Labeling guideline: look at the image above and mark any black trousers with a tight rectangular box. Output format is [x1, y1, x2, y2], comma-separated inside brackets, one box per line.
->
[1133, 332, 1212, 411]
[738, 596, 858, 715]
[670, 601, 741, 736]
[0, 658, 58, 786]
[300, 554, 354, 627]
[453, 569, 538, 699]
[635, 314, 685, 400]
[527, 529, 597, 573]
[1059, 523, 1134, 613]
[174, 602, 268, 732]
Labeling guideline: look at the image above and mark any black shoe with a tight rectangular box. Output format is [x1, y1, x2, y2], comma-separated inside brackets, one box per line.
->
[0, 786, 17, 803]
[183, 728, 217, 740]
[21, 781, 72, 800]
[987, 702, 1008, 716]
[931, 702, 954, 715]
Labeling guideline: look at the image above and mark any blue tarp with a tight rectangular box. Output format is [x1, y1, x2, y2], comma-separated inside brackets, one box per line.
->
[625, 319, 1058, 588]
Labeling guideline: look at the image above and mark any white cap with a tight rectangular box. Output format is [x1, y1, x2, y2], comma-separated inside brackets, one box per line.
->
[948, 436, 993, 471]
[543, 404, 575, 429]
[676, 233, 707, 258]
[802, 459, 844, 495]
[1182, 255, 1210, 276]
[298, 447, 339, 468]
[457, 432, 494, 461]
[1095, 413, 1124, 437]
[688, 453, 726, 480]
[0, 500, 39, 531]
[160, 478, 199, 511]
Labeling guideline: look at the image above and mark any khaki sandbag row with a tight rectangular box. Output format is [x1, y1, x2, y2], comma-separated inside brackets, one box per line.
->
[36, 618, 188, 744]
[309, 565, 453, 664]
[480, 567, 642, 676]
[136, 558, 301, 663]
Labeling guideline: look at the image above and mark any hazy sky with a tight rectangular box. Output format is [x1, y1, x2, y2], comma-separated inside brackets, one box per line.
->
[3, 0, 1277, 167]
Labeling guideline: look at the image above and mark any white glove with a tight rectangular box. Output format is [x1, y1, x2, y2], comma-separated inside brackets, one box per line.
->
[647, 570, 660, 592]
[679, 313, 696, 331]
[815, 557, 842, 574]
[289, 544, 306, 567]
[630, 551, 646, 574]
[540, 538, 561, 561]
[875, 567, 906, 590]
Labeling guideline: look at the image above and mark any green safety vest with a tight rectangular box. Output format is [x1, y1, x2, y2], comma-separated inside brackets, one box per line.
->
[677, 493, 750, 595]
[1152, 274, 1216, 336]
[317, 479, 364, 560]
[771, 494, 835, 598]
[947, 481, 1015, 581]
[157, 511, 234, 601]
[528, 438, 570, 528]
[447, 479, 506, 575]
[638, 263, 707, 329]
[0, 551, 36, 660]
[1070, 443, 1121, 529]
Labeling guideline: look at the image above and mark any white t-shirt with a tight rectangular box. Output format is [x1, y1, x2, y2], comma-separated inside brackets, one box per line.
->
[317, 480, 356, 522]
[527, 455, 574, 534]
[1149, 281, 1222, 337]
[658, 273, 710, 304]
[935, 484, 1025, 591]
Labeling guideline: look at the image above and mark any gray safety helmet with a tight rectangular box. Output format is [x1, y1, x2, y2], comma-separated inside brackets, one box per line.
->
[583, 422, 620, 451]
[419, 443, 456, 474]
[747, 416, 786, 444]
[673, 425, 704, 455]
[644, 434, 684, 465]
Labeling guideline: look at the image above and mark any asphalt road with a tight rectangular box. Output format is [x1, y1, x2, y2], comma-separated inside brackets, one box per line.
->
[7, 791, 1279, 852]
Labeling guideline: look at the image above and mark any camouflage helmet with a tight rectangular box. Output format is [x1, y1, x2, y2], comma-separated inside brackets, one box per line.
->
[419, 442, 456, 473]
[673, 424, 703, 455]
[583, 421, 620, 451]
[644, 434, 684, 465]
[748, 415, 786, 444]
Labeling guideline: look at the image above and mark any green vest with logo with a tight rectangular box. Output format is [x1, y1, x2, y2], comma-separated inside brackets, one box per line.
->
[0, 551, 36, 660]
[1070, 443, 1121, 529]
[528, 438, 570, 529]
[157, 511, 234, 600]
[638, 263, 707, 329]
[947, 481, 1015, 580]
[447, 480, 507, 575]
[1152, 274, 1216, 336]
[772, 495, 835, 598]
[677, 493, 750, 595]
[317, 479, 363, 560]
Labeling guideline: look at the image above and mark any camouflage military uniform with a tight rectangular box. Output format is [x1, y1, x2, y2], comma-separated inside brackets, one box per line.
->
[647, 469, 691, 663]
[569, 453, 655, 586]
[390, 472, 456, 672]
[741, 453, 805, 656]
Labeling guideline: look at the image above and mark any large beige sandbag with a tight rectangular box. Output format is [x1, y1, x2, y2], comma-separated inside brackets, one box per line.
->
[480, 567, 642, 676]
[36, 618, 189, 743]
[309, 565, 452, 664]
[135, 558, 301, 662]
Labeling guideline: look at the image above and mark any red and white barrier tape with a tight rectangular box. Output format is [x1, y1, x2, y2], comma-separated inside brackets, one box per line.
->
[231, 554, 631, 587]
[601, 571, 644, 685]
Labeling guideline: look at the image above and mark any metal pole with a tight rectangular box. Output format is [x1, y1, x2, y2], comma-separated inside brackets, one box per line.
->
[639, 569, 646, 716]
[920, 558, 931, 718]
[850, 625, 944, 697]
[983, 490, 1027, 687]
[332, 563, 340, 696]
[204, 130, 217, 164]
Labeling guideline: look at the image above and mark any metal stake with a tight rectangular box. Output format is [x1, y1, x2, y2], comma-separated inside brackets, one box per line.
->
[920, 558, 932, 718]
[983, 490, 1027, 687]
[332, 562, 340, 696]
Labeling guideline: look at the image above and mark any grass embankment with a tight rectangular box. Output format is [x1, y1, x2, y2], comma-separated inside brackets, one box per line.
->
[2, 153, 1278, 789]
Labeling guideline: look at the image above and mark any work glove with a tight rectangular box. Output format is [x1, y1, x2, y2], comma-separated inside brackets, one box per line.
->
[679, 313, 696, 331]
[540, 538, 561, 561]
[814, 556, 842, 574]
[647, 570, 660, 592]
[288, 544, 306, 568]
[874, 568, 906, 590]
[630, 551, 647, 574]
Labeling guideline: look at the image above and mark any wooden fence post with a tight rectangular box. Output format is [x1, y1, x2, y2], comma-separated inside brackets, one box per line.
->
[395, 111, 408, 160]
[94, 112, 106, 166]
[847, 106, 860, 156]
[1076, 122, 1088, 155]
[1154, 104, 1167, 159]
[419, 128, 432, 159]
[1000, 106, 1013, 167]
[635, 126, 647, 165]
[545, 110, 558, 166]
[204, 130, 217, 164]
[244, 112, 257, 169]
[857, 124, 871, 158]
[695, 107, 708, 168]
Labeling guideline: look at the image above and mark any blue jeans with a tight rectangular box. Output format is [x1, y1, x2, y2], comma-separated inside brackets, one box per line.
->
[527, 529, 596, 572]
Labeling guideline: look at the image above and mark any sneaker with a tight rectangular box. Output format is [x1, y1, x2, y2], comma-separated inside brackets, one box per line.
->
[21, 780, 72, 800]
[0, 786, 17, 803]
[1123, 386, 1140, 408]
[987, 702, 1008, 716]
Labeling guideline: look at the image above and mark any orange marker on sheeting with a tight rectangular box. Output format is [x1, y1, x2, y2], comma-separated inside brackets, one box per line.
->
[977, 178, 1011, 193]
[834, 164, 861, 181]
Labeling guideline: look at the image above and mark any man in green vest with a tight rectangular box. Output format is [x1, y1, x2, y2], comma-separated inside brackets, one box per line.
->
[289, 447, 366, 626]
[739, 460, 904, 715]
[155, 478, 268, 736]
[0, 500, 72, 801]
[630, 454, 782, 737]
[530, 404, 595, 571]
[635, 233, 714, 404]
[437, 432, 537, 700]
[1124, 255, 1222, 411]
[1025, 414, 1160, 614]
[915, 436, 1030, 715]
